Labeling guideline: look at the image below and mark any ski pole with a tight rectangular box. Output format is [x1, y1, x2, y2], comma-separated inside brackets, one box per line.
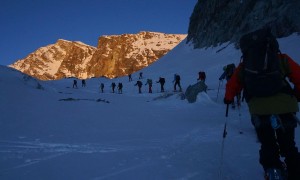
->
[223, 103, 229, 137]
[219, 104, 229, 179]
[216, 80, 222, 101]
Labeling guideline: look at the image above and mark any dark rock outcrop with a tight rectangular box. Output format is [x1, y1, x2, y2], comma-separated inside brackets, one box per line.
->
[187, 0, 300, 49]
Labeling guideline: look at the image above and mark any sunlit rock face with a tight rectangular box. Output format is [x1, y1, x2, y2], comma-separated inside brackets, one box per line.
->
[10, 32, 186, 80]
[9, 40, 97, 80]
[87, 31, 186, 78]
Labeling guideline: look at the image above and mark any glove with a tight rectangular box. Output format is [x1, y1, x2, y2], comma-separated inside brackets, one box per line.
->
[224, 98, 233, 105]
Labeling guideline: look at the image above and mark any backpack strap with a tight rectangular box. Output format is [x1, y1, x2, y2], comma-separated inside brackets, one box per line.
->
[278, 54, 294, 95]
[237, 55, 292, 101]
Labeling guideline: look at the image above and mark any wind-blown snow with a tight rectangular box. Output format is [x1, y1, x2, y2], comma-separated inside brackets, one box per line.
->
[0, 34, 299, 180]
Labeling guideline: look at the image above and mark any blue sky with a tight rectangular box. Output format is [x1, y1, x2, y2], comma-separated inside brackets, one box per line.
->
[0, 0, 197, 66]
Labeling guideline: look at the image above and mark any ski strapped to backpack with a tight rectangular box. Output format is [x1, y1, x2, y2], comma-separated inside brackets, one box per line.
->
[239, 28, 291, 98]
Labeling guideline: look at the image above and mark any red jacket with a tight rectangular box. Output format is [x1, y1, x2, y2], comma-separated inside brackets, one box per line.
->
[225, 54, 300, 114]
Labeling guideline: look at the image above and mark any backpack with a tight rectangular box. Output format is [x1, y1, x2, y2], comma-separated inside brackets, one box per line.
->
[199, 71, 206, 80]
[147, 79, 152, 85]
[201, 72, 206, 78]
[176, 75, 180, 81]
[137, 81, 142, 86]
[160, 78, 165, 84]
[225, 64, 236, 79]
[118, 83, 123, 88]
[239, 28, 284, 97]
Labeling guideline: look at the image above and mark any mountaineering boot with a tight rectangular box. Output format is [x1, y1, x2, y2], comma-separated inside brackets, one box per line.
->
[264, 168, 286, 180]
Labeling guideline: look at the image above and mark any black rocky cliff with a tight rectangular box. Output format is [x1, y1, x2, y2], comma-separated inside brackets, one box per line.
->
[187, 0, 300, 48]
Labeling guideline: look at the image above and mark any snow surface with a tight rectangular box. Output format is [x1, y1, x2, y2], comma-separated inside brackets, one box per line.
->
[1, 34, 300, 180]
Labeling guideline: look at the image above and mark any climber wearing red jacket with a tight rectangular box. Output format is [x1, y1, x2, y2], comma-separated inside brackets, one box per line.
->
[224, 53, 300, 179]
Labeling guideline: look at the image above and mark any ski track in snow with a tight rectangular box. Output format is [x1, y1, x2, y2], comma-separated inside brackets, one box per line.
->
[0, 152, 66, 173]
[91, 162, 152, 180]
[0, 140, 160, 173]
[89, 128, 221, 180]
[0, 126, 222, 176]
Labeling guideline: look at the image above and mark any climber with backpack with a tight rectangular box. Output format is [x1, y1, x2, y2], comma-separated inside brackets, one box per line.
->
[145, 79, 153, 93]
[219, 63, 238, 108]
[198, 71, 206, 82]
[156, 77, 165, 92]
[118, 83, 123, 94]
[100, 83, 104, 93]
[223, 28, 300, 180]
[111, 82, 116, 93]
[173, 74, 182, 92]
[219, 63, 236, 81]
[134, 80, 143, 94]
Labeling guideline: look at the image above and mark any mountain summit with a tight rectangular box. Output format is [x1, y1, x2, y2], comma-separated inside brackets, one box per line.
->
[10, 32, 186, 80]
[87, 31, 186, 79]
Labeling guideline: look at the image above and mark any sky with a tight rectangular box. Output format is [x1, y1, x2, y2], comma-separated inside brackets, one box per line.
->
[0, 0, 197, 66]
[1, 32, 300, 179]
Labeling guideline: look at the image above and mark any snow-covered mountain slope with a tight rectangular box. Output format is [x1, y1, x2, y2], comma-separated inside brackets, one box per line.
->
[9, 32, 186, 80]
[0, 34, 299, 180]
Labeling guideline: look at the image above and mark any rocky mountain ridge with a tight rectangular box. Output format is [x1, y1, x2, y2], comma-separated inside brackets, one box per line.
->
[10, 31, 186, 80]
[187, 0, 300, 49]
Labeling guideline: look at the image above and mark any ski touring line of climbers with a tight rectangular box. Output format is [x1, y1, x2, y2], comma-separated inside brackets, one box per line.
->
[72, 79, 87, 89]
[71, 71, 210, 95]
[74, 72, 186, 94]
[66, 28, 300, 180]
[72, 71, 207, 95]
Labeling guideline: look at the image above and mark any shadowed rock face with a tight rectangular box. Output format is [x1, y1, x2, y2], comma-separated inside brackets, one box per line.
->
[187, 0, 300, 49]
[10, 32, 186, 80]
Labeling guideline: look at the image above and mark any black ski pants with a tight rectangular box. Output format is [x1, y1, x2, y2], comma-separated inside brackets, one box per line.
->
[160, 83, 164, 92]
[174, 81, 181, 91]
[254, 113, 300, 180]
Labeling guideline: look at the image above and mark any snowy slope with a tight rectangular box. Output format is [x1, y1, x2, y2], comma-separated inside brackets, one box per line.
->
[0, 34, 300, 180]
